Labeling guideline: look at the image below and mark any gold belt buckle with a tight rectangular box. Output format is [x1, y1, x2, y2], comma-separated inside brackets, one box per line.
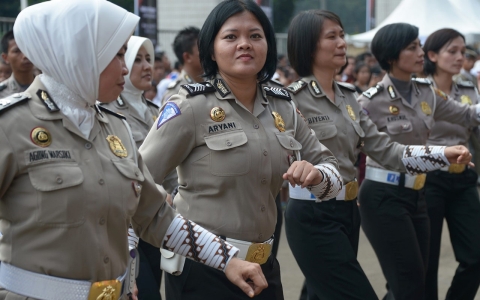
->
[412, 174, 426, 190]
[245, 243, 272, 265]
[88, 280, 122, 300]
[448, 163, 465, 174]
[344, 181, 359, 201]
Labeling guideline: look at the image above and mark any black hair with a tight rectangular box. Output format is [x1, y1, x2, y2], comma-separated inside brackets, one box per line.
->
[198, 0, 277, 83]
[423, 28, 465, 76]
[287, 10, 344, 77]
[173, 26, 200, 65]
[1, 30, 14, 54]
[354, 62, 370, 74]
[154, 55, 162, 62]
[465, 45, 478, 60]
[371, 23, 418, 71]
[355, 52, 372, 64]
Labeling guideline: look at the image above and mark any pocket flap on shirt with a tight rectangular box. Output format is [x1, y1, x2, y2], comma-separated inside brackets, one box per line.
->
[386, 121, 413, 135]
[112, 159, 145, 182]
[312, 123, 338, 140]
[275, 133, 302, 150]
[204, 131, 248, 151]
[28, 163, 84, 191]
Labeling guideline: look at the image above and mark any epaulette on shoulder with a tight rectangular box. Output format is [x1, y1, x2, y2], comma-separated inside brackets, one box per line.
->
[336, 81, 356, 92]
[456, 80, 475, 89]
[0, 82, 6, 92]
[97, 105, 126, 120]
[167, 79, 181, 89]
[145, 98, 159, 109]
[269, 78, 284, 87]
[181, 82, 216, 97]
[286, 80, 307, 95]
[263, 86, 291, 101]
[362, 84, 384, 99]
[0, 92, 31, 115]
[412, 77, 432, 85]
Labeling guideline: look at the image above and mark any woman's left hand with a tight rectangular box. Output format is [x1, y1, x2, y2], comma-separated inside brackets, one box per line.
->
[444, 145, 475, 167]
[283, 160, 323, 188]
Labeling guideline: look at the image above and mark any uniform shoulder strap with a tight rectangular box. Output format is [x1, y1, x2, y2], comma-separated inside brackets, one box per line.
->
[286, 80, 307, 95]
[0, 82, 6, 92]
[167, 79, 181, 90]
[269, 78, 284, 87]
[456, 80, 475, 89]
[362, 84, 384, 99]
[412, 77, 432, 85]
[263, 86, 292, 101]
[180, 82, 216, 97]
[0, 92, 31, 115]
[97, 105, 127, 120]
[336, 81, 356, 92]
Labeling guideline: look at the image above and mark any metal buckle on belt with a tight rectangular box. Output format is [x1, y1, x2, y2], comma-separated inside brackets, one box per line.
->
[412, 174, 426, 190]
[245, 243, 272, 265]
[88, 280, 122, 300]
[448, 164, 466, 174]
[344, 181, 359, 201]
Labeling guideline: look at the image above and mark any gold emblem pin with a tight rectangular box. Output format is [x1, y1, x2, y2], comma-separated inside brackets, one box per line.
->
[389, 105, 399, 115]
[461, 95, 472, 105]
[31, 127, 52, 147]
[106, 135, 128, 158]
[272, 111, 286, 132]
[346, 105, 356, 121]
[421, 101, 432, 115]
[388, 85, 396, 99]
[210, 107, 226, 122]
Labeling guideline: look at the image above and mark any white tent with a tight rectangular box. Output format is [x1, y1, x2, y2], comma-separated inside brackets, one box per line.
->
[351, 0, 480, 44]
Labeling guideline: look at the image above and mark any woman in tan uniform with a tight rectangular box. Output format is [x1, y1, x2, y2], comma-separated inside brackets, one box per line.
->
[284, 11, 473, 300]
[0, 1, 269, 299]
[357, 23, 480, 300]
[422, 28, 480, 300]
[139, 1, 344, 299]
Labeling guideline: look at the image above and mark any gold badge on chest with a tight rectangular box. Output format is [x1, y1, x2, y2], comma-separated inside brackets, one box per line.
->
[31, 127, 52, 147]
[106, 135, 128, 158]
[272, 111, 286, 132]
[346, 105, 356, 121]
[389, 105, 400, 115]
[420, 101, 432, 115]
[461, 95, 472, 105]
[210, 106, 226, 122]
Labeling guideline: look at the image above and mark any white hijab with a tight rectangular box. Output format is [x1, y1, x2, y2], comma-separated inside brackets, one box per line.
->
[122, 36, 155, 118]
[14, 0, 139, 138]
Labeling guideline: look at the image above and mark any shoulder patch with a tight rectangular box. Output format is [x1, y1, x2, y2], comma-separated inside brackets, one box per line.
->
[157, 102, 181, 129]
[456, 80, 475, 89]
[167, 79, 181, 89]
[0, 92, 31, 114]
[336, 81, 356, 92]
[269, 78, 284, 87]
[97, 105, 127, 120]
[412, 77, 432, 85]
[263, 86, 291, 101]
[181, 82, 215, 97]
[286, 80, 307, 94]
[0, 83, 6, 92]
[433, 88, 448, 100]
[145, 98, 159, 109]
[362, 84, 384, 99]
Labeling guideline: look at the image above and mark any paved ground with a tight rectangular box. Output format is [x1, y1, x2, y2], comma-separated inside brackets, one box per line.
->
[160, 219, 480, 300]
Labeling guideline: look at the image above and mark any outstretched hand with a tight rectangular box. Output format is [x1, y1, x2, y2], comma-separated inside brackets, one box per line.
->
[444, 145, 474, 167]
[224, 257, 268, 298]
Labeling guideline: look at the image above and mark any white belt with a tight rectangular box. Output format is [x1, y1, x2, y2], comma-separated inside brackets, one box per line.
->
[365, 166, 426, 190]
[289, 181, 356, 201]
[226, 237, 273, 265]
[0, 263, 127, 300]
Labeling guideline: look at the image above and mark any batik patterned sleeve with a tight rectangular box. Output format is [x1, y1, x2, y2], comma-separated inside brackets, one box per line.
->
[307, 163, 343, 201]
[402, 145, 449, 175]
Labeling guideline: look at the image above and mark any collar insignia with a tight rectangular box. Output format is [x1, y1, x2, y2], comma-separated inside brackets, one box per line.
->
[37, 89, 60, 112]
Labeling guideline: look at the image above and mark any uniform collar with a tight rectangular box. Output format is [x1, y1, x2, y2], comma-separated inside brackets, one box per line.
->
[382, 74, 405, 101]
[303, 75, 325, 98]
[181, 70, 194, 84]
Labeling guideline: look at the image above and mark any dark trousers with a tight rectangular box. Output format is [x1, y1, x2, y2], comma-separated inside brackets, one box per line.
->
[137, 239, 162, 300]
[165, 254, 283, 300]
[425, 169, 480, 300]
[359, 179, 430, 300]
[271, 194, 283, 260]
[285, 198, 377, 300]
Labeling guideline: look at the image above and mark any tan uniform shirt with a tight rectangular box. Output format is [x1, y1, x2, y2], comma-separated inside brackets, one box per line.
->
[140, 76, 338, 243]
[426, 78, 480, 146]
[0, 78, 176, 282]
[161, 70, 195, 104]
[0, 74, 29, 98]
[288, 76, 406, 182]
[358, 74, 480, 169]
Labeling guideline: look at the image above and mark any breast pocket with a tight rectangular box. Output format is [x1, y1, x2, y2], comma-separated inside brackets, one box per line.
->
[204, 130, 250, 176]
[386, 121, 413, 135]
[112, 159, 145, 217]
[311, 123, 338, 140]
[28, 163, 85, 227]
[275, 133, 302, 170]
[351, 121, 365, 138]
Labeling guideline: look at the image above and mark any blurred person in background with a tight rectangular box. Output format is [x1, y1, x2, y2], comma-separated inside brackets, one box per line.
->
[341, 55, 355, 83]
[353, 62, 372, 93]
[144, 81, 158, 101]
[454, 45, 478, 88]
[0, 57, 11, 82]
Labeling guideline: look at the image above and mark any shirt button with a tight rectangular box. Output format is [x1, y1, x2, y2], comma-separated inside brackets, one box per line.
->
[99, 217, 105, 225]
[135, 171, 139, 177]
[98, 179, 105, 185]
[253, 124, 259, 129]
[56, 177, 63, 184]
[258, 233, 263, 240]
[103, 256, 110, 264]
[263, 150, 268, 156]
[261, 178, 267, 184]
[321, 132, 325, 137]
[343, 129, 347, 134]
[260, 205, 266, 212]
[226, 141, 232, 147]
[85, 143, 92, 149]
[290, 141, 294, 147]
